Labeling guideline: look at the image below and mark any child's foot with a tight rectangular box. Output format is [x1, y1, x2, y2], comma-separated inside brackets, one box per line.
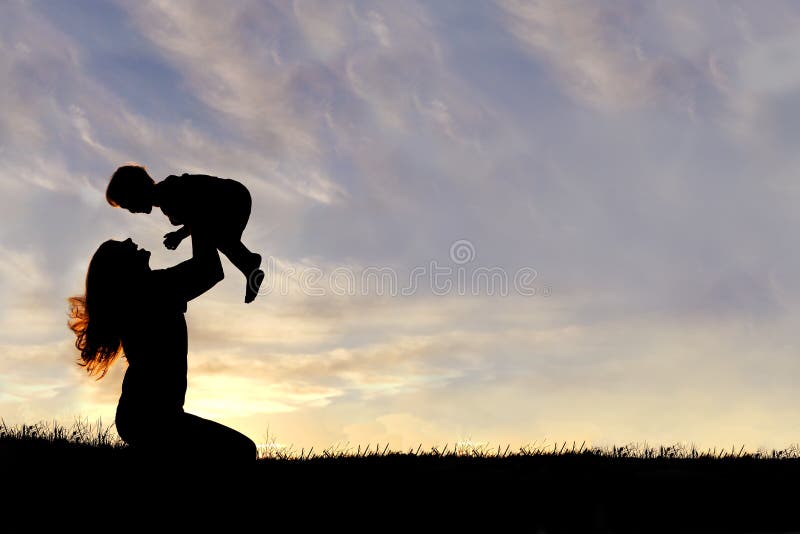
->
[245, 269, 264, 303]
[245, 253, 263, 304]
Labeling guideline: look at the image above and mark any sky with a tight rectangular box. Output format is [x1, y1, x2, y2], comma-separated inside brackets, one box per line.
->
[2, 0, 800, 452]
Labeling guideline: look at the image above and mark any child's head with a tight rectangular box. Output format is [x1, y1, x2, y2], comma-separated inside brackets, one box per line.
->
[106, 164, 155, 213]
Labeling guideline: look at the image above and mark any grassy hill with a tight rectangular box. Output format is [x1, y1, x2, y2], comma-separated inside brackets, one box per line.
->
[3, 419, 798, 531]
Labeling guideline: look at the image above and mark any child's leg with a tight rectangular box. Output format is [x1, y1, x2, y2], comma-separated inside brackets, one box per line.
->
[218, 238, 263, 303]
[218, 240, 258, 276]
[218, 182, 263, 302]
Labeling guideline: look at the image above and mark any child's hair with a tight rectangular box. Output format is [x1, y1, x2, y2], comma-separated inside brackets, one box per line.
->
[106, 164, 154, 207]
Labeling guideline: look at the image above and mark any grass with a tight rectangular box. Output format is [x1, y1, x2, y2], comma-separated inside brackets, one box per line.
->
[1, 418, 121, 449]
[259, 435, 800, 460]
[4, 419, 800, 530]
[5, 417, 800, 461]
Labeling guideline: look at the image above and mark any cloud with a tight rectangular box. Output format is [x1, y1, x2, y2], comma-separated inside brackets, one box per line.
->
[0, 245, 57, 342]
[4, 0, 800, 451]
[495, 0, 726, 116]
[120, 0, 349, 205]
[187, 374, 341, 419]
[0, 340, 83, 423]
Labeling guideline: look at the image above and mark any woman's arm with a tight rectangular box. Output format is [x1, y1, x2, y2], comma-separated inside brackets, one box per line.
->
[175, 225, 191, 238]
[152, 231, 223, 304]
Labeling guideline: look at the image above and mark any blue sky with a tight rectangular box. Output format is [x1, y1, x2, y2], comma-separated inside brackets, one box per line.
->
[2, 0, 800, 450]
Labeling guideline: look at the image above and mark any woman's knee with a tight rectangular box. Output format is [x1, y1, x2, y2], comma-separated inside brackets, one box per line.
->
[238, 434, 258, 462]
[180, 413, 257, 462]
[219, 429, 257, 463]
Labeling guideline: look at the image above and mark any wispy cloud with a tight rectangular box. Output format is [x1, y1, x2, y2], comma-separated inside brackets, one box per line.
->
[495, 0, 722, 116]
[3, 0, 800, 449]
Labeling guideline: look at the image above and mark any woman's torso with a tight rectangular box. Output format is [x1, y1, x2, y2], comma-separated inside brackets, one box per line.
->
[117, 270, 189, 416]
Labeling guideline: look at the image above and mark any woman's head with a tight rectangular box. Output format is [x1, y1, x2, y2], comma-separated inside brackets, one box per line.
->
[69, 238, 151, 378]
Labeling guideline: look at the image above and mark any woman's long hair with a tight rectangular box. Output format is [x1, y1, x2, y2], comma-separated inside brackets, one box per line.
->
[69, 240, 137, 379]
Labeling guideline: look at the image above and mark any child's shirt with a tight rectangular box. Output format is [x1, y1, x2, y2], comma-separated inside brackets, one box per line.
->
[156, 173, 243, 227]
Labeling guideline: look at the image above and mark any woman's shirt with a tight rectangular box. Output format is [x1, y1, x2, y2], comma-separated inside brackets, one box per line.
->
[118, 267, 191, 415]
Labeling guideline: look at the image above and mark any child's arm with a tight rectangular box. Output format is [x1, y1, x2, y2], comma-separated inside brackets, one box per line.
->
[163, 225, 191, 250]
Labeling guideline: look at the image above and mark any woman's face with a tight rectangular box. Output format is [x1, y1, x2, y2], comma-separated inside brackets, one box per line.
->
[119, 238, 151, 273]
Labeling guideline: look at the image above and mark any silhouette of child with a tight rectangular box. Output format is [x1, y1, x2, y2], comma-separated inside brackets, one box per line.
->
[106, 164, 264, 303]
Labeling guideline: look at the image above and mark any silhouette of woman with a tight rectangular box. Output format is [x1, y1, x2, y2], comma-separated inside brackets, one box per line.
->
[69, 230, 256, 464]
